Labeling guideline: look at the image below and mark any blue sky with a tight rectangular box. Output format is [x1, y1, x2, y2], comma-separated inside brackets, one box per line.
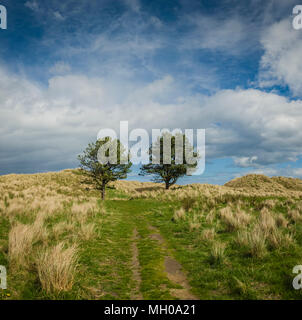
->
[1, 0, 302, 184]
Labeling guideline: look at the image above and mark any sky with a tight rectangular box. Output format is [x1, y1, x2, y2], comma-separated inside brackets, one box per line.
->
[0, 0, 302, 185]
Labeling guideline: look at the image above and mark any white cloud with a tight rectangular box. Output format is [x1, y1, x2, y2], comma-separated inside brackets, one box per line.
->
[150, 16, 163, 28]
[53, 11, 65, 21]
[123, 0, 141, 13]
[233, 156, 258, 168]
[49, 61, 71, 75]
[259, 18, 302, 96]
[1, 63, 302, 173]
[180, 15, 247, 54]
[25, 0, 40, 12]
[292, 168, 302, 177]
[202, 88, 302, 165]
[0, 67, 187, 172]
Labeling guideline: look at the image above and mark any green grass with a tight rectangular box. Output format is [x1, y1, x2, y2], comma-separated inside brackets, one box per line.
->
[144, 199, 302, 299]
[2, 172, 302, 300]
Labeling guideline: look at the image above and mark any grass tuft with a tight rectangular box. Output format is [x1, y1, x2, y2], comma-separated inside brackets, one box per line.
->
[36, 242, 78, 294]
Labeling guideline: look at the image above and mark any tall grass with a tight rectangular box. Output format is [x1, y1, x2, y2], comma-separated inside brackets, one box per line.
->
[236, 226, 266, 258]
[8, 216, 47, 269]
[173, 208, 186, 221]
[188, 215, 201, 231]
[258, 208, 276, 233]
[275, 214, 288, 228]
[36, 242, 78, 294]
[288, 210, 302, 222]
[9, 223, 35, 268]
[219, 206, 251, 231]
[201, 228, 216, 241]
[79, 223, 96, 241]
[209, 242, 226, 264]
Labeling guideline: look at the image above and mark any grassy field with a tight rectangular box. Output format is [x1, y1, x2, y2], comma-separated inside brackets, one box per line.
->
[1, 170, 302, 299]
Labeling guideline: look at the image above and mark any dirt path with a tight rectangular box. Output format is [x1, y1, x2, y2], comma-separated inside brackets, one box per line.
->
[164, 256, 198, 300]
[131, 228, 143, 300]
[104, 201, 199, 300]
[148, 225, 198, 300]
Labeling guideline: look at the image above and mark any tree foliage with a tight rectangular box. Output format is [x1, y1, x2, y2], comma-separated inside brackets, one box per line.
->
[78, 137, 131, 199]
[139, 132, 199, 189]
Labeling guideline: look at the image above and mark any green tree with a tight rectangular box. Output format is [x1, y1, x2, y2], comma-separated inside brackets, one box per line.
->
[78, 137, 131, 200]
[139, 132, 199, 190]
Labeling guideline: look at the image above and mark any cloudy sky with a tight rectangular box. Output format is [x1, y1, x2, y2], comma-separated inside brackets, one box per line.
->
[0, 0, 302, 184]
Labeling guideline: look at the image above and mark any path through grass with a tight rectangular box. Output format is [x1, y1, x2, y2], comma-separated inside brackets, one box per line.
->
[2, 171, 302, 299]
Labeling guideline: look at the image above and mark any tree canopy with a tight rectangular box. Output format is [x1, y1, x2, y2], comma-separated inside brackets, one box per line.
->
[139, 132, 199, 189]
[78, 137, 131, 199]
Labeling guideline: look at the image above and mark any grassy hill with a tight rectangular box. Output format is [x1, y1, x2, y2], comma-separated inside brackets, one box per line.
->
[225, 174, 302, 193]
[1, 170, 302, 299]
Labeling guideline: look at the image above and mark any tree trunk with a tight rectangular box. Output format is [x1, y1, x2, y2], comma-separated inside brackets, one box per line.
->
[101, 182, 106, 200]
[165, 181, 170, 190]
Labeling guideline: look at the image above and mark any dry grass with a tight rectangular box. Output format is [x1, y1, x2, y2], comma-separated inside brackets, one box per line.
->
[8, 217, 47, 269]
[219, 206, 251, 231]
[225, 174, 302, 194]
[189, 177, 298, 199]
[267, 229, 294, 249]
[258, 208, 276, 233]
[205, 209, 215, 223]
[288, 209, 302, 222]
[275, 214, 288, 228]
[111, 173, 302, 202]
[209, 242, 226, 264]
[8, 223, 35, 268]
[71, 201, 98, 216]
[5, 200, 27, 218]
[53, 221, 76, 239]
[0, 170, 101, 295]
[173, 208, 186, 221]
[201, 228, 216, 241]
[263, 199, 277, 209]
[70, 201, 99, 224]
[236, 208, 294, 255]
[236, 226, 267, 258]
[2, 169, 302, 299]
[36, 242, 78, 294]
[79, 223, 96, 241]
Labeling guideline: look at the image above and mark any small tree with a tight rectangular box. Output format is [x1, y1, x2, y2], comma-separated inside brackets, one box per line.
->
[78, 137, 131, 200]
[139, 132, 199, 190]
